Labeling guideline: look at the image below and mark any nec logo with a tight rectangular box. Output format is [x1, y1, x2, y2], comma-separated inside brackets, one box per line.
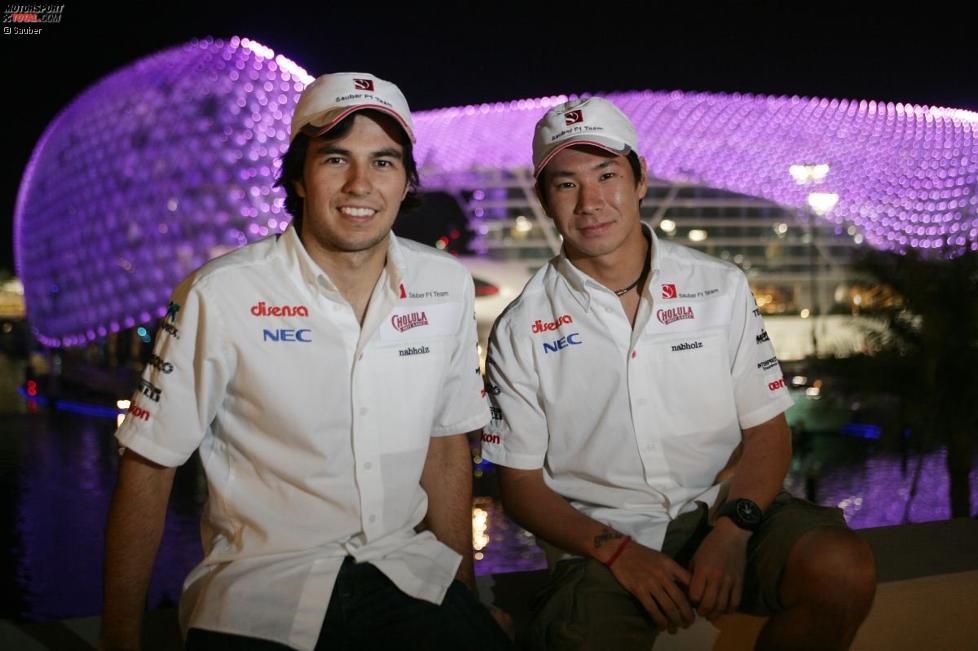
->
[543, 332, 582, 354]
[263, 329, 311, 343]
[564, 110, 583, 125]
[661, 284, 677, 299]
[768, 378, 786, 391]
[354, 78, 375, 91]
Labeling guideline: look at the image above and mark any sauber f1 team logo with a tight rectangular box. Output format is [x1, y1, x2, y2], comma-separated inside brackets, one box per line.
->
[661, 283, 677, 299]
[564, 110, 583, 125]
[354, 78, 375, 91]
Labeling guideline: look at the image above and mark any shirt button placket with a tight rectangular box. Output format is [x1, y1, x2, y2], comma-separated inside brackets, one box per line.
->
[352, 362, 380, 538]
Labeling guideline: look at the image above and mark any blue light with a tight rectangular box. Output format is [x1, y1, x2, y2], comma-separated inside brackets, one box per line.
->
[839, 423, 882, 440]
[136, 326, 148, 337]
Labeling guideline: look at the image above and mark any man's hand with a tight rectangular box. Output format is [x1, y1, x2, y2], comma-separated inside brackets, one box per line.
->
[687, 518, 750, 620]
[607, 540, 695, 633]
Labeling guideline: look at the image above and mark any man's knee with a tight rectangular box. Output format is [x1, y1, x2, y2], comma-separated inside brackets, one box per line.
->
[781, 527, 876, 616]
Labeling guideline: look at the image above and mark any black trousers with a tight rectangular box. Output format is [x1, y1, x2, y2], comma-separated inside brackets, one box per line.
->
[185, 557, 513, 650]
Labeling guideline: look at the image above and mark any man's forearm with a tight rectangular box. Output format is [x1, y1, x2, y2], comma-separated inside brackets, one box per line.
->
[498, 467, 628, 563]
[724, 413, 792, 511]
[101, 451, 176, 651]
[420, 432, 477, 591]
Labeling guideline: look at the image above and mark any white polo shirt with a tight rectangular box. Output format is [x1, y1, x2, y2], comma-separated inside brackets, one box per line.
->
[481, 227, 793, 554]
[116, 225, 489, 651]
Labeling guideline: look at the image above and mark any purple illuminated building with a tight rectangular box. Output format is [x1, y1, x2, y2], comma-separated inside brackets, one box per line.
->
[14, 37, 978, 347]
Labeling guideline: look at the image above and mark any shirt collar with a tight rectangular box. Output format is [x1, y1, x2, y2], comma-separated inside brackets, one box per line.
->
[555, 222, 662, 311]
[277, 223, 407, 302]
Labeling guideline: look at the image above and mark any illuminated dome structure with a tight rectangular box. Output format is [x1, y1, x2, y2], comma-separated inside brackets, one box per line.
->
[14, 37, 978, 347]
[14, 37, 313, 347]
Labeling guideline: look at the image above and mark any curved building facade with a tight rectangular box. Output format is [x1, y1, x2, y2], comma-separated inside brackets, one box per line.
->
[14, 37, 978, 347]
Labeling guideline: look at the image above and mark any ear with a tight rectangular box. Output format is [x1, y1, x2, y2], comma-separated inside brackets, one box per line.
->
[293, 178, 306, 199]
[637, 156, 650, 201]
[533, 181, 554, 220]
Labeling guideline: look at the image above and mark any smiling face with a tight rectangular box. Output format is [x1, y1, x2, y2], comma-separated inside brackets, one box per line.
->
[294, 112, 409, 259]
[538, 145, 648, 263]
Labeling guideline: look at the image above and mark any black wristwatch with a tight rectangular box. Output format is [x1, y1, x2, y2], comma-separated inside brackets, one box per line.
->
[716, 498, 762, 532]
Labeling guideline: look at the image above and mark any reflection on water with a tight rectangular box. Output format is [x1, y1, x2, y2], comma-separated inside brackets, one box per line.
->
[1, 391, 976, 621]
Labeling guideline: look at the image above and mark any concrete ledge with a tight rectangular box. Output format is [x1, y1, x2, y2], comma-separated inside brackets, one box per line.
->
[484, 518, 978, 650]
[4, 519, 976, 650]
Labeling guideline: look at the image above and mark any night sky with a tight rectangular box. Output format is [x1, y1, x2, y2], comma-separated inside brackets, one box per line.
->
[2, 0, 975, 274]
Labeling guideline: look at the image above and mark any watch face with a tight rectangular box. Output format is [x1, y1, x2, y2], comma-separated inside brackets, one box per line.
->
[736, 500, 761, 524]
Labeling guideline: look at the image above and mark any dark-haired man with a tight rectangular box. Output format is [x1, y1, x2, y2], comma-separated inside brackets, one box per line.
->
[102, 73, 511, 650]
[481, 96, 876, 650]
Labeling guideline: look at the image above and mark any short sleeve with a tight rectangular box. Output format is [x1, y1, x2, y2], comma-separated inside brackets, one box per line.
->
[480, 314, 549, 469]
[430, 270, 491, 436]
[727, 272, 795, 430]
[115, 275, 234, 466]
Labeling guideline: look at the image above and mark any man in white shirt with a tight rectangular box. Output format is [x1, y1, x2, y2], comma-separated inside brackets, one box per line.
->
[101, 72, 512, 650]
[481, 97, 876, 650]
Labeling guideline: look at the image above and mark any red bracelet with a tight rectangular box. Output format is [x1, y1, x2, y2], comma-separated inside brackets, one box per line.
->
[604, 536, 632, 567]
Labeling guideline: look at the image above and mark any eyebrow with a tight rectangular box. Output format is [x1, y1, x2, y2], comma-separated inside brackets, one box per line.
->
[313, 144, 404, 160]
[547, 158, 621, 180]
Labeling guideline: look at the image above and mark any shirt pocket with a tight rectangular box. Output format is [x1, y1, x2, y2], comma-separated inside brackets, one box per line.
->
[640, 328, 740, 439]
[363, 339, 450, 452]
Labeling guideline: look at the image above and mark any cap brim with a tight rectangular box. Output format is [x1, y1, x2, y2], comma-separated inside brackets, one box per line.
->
[533, 138, 632, 177]
[296, 104, 416, 143]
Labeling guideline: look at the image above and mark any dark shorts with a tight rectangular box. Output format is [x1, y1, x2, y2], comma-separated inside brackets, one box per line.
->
[186, 557, 513, 650]
[524, 492, 847, 650]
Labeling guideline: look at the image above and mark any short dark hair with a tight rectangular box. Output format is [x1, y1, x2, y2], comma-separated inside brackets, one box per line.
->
[535, 149, 643, 210]
[275, 110, 422, 231]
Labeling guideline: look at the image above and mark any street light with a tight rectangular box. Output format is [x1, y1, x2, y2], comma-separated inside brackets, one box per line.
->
[789, 164, 835, 358]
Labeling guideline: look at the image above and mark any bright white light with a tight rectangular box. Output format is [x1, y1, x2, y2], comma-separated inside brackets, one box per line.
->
[805, 386, 821, 397]
[791, 376, 808, 387]
[659, 219, 676, 233]
[853, 233, 864, 244]
[116, 399, 131, 409]
[789, 163, 830, 185]
[853, 295, 863, 305]
[800, 308, 811, 318]
[472, 507, 489, 551]
[688, 229, 708, 242]
[775, 223, 789, 235]
[807, 192, 839, 215]
[514, 215, 533, 233]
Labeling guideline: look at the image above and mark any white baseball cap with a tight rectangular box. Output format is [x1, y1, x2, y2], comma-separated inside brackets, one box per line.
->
[290, 72, 415, 143]
[532, 97, 638, 177]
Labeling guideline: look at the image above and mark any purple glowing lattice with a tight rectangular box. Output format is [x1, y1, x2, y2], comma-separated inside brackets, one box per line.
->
[14, 37, 312, 347]
[14, 37, 978, 346]
[414, 92, 978, 254]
